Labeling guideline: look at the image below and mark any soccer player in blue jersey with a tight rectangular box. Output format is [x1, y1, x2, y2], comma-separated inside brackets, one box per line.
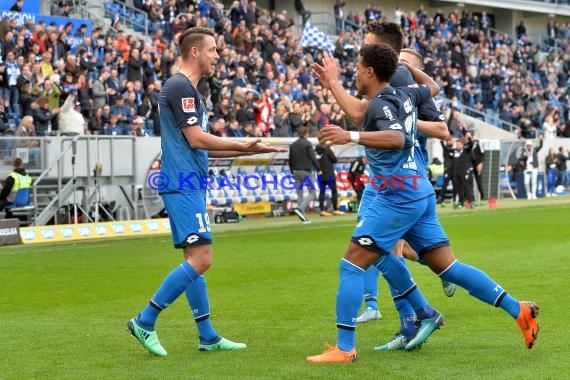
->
[357, 47, 457, 328]
[127, 27, 285, 357]
[311, 48, 539, 360]
[314, 22, 455, 347]
[359, 48, 459, 335]
[307, 43, 446, 362]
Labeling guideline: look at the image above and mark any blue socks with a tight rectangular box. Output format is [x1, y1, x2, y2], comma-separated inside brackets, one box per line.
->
[184, 275, 219, 343]
[439, 260, 520, 318]
[375, 254, 433, 317]
[336, 259, 365, 352]
[389, 257, 418, 337]
[363, 265, 380, 310]
[138, 261, 199, 329]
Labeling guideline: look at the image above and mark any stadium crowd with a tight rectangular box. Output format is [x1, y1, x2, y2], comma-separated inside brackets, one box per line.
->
[1, 0, 570, 139]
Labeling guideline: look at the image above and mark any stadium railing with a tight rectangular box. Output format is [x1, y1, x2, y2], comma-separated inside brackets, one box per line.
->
[103, 0, 149, 36]
[441, 98, 520, 135]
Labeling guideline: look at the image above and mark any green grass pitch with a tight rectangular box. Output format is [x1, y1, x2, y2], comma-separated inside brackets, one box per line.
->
[1, 198, 569, 379]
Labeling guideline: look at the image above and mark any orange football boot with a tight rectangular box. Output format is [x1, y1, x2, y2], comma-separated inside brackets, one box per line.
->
[306, 343, 357, 363]
[516, 301, 539, 349]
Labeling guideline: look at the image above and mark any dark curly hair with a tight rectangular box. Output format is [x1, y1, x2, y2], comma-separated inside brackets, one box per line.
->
[366, 21, 404, 53]
[359, 44, 398, 83]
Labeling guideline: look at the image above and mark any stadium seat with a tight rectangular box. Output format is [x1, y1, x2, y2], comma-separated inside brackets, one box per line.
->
[4, 188, 35, 225]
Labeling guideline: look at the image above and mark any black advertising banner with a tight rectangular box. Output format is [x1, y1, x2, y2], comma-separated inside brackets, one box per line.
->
[0, 219, 20, 246]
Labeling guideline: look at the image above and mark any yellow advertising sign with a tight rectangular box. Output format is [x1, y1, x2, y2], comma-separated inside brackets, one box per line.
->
[19, 219, 171, 245]
[231, 158, 272, 167]
[233, 201, 272, 215]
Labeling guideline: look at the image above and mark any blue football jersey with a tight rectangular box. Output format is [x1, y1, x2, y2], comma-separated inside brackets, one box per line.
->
[417, 98, 446, 174]
[159, 73, 209, 194]
[362, 85, 435, 203]
[361, 64, 444, 197]
[362, 63, 414, 182]
[390, 63, 415, 88]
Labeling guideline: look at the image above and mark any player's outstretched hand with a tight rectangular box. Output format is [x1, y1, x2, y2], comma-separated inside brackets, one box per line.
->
[318, 125, 350, 146]
[311, 51, 340, 89]
[243, 139, 287, 154]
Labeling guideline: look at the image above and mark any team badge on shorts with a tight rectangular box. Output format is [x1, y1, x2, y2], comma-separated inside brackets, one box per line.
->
[182, 97, 196, 113]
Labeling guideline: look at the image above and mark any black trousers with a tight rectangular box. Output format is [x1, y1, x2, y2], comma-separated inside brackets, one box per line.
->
[473, 166, 485, 200]
[319, 177, 338, 211]
[453, 171, 473, 205]
[0, 199, 14, 218]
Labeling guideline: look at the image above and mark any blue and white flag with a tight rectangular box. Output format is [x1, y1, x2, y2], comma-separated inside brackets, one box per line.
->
[301, 22, 334, 53]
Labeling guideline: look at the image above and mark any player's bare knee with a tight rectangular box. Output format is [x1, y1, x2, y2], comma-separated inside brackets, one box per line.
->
[343, 242, 380, 269]
[424, 246, 456, 273]
[183, 245, 213, 274]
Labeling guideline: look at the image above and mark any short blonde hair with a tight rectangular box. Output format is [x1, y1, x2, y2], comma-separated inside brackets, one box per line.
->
[400, 48, 424, 69]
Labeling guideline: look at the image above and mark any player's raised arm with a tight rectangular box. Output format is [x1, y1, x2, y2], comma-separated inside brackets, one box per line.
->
[402, 62, 440, 98]
[312, 52, 367, 126]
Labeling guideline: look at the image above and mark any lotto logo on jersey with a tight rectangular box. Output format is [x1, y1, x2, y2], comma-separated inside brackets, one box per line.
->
[382, 106, 394, 120]
[181, 97, 196, 113]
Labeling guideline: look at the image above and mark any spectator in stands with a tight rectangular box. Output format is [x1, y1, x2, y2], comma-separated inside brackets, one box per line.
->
[225, 119, 244, 137]
[88, 106, 103, 135]
[254, 90, 273, 136]
[228, 1, 245, 29]
[110, 96, 132, 132]
[519, 136, 543, 200]
[45, 32, 66, 65]
[92, 69, 111, 108]
[103, 114, 123, 136]
[545, 148, 559, 197]
[0, 157, 31, 219]
[210, 118, 226, 137]
[557, 147, 568, 189]
[40, 77, 61, 115]
[333, 0, 346, 33]
[289, 126, 320, 223]
[33, 96, 58, 136]
[301, 101, 317, 136]
[543, 115, 558, 139]
[294, 0, 311, 25]
[9, 0, 23, 12]
[288, 102, 303, 133]
[516, 21, 527, 39]
[315, 139, 343, 217]
[0, 101, 11, 136]
[4, 50, 20, 115]
[128, 48, 143, 83]
[75, 73, 91, 119]
[272, 102, 291, 137]
[18, 81, 33, 118]
[130, 116, 146, 137]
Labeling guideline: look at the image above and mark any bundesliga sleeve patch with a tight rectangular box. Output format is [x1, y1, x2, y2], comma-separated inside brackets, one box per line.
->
[181, 97, 196, 113]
